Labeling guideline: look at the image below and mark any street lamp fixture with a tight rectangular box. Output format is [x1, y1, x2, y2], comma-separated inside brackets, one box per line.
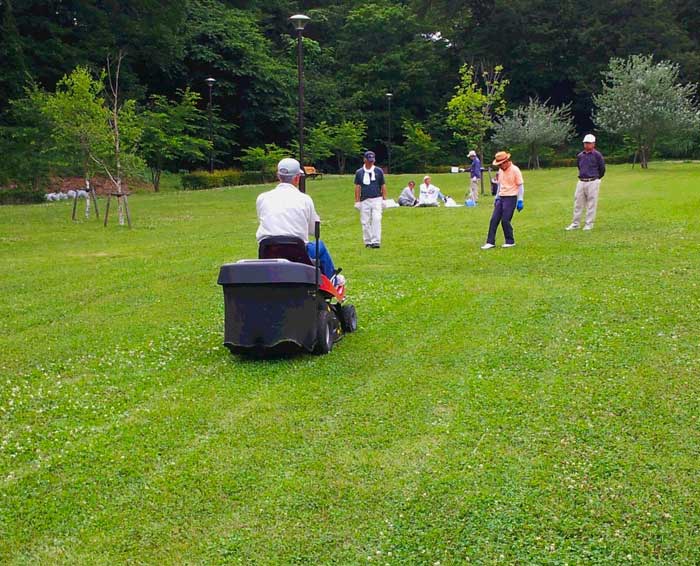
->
[290, 14, 311, 31]
[290, 14, 311, 192]
[206, 78, 216, 173]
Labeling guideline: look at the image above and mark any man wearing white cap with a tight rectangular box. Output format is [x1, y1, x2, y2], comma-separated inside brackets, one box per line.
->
[354, 151, 387, 248]
[417, 175, 448, 206]
[468, 150, 481, 203]
[566, 134, 606, 231]
[256, 158, 337, 278]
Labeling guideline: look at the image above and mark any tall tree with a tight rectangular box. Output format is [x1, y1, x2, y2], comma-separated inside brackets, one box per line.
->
[140, 88, 211, 191]
[393, 120, 440, 172]
[0, 85, 56, 190]
[330, 120, 366, 174]
[182, 0, 294, 150]
[594, 54, 699, 168]
[42, 66, 112, 192]
[334, 2, 455, 158]
[447, 63, 508, 156]
[492, 98, 574, 169]
[0, 0, 26, 107]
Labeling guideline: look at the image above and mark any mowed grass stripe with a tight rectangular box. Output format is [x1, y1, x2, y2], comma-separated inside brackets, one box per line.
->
[1, 163, 700, 563]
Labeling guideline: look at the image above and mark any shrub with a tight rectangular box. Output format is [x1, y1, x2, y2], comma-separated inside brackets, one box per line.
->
[0, 186, 46, 205]
[181, 169, 268, 190]
[240, 144, 287, 177]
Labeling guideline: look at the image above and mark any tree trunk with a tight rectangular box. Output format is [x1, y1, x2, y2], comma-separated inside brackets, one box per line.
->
[84, 176, 91, 217]
[151, 166, 161, 192]
[106, 52, 126, 224]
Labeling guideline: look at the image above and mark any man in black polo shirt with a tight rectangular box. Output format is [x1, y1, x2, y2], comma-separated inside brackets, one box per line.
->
[354, 151, 387, 248]
[566, 134, 606, 231]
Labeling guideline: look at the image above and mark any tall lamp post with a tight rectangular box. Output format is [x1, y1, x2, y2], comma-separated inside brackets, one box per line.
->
[290, 14, 310, 193]
[386, 92, 393, 173]
[205, 77, 216, 173]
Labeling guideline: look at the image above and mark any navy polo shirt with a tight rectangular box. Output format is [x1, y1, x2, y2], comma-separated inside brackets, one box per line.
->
[354, 167, 386, 200]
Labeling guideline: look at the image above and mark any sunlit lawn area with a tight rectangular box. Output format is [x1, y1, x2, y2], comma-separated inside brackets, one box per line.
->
[1, 163, 699, 564]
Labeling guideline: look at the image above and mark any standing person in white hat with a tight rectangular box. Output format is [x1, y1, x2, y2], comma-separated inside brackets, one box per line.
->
[354, 151, 387, 248]
[566, 134, 606, 231]
[468, 150, 481, 203]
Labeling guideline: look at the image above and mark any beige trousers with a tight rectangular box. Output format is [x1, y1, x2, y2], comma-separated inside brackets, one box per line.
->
[572, 179, 601, 228]
[470, 177, 480, 202]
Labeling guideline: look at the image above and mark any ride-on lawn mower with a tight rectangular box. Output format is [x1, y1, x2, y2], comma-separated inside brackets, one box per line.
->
[217, 222, 357, 355]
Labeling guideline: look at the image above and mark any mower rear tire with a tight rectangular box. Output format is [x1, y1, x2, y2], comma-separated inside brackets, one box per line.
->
[314, 309, 334, 355]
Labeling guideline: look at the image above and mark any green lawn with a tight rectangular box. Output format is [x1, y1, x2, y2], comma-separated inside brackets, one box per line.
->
[1, 163, 699, 564]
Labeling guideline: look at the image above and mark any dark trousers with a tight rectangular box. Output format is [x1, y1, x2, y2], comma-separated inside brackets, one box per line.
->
[487, 196, 517, 245]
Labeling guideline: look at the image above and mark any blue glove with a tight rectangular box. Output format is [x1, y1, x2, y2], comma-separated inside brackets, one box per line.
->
[517, 199, 524, 212]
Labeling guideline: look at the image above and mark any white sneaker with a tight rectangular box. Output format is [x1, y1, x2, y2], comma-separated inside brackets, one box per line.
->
[565, 224, 578, 231]
[501, 243, 516, 248]
[583, 225, 593, 231]
[481, 243, 495, 250]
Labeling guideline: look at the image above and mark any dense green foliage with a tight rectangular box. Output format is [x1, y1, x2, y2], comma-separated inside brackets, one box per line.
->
[446, 63, 509, 155]
[140, 88, 211, 192]
[1, 0, 699, 177]
[2, 164, 700, 562]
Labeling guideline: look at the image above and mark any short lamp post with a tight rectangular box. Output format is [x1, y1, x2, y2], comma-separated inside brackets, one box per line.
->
[290, 14, 310, 193]
[386, 92, 393, 173]
[205, 77, 216, 174]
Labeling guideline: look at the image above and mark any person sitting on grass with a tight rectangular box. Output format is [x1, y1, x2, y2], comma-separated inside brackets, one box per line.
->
[256, 158, 342, 284]
[417, 175, 449, 207]
[398, 180, 419, 206]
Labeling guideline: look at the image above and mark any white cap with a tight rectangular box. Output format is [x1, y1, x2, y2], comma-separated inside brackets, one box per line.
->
[583, 134, 596, 143]
[277, 158, 304, 177]
[468, 150, 477, 158]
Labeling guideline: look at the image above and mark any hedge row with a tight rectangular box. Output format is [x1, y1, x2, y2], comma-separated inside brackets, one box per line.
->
[546, 155, 631, 168]
[181, 169, 270, 190]
[425, 154, 633, 173]
[0, 187, 46, 205]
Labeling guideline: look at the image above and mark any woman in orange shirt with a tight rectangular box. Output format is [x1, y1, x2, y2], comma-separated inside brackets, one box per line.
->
[481, 151, 525, 249]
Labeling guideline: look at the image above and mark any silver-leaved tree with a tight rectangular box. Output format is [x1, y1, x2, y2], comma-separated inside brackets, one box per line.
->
[492, 98, 574, 169]
[594, 54, 699, 168]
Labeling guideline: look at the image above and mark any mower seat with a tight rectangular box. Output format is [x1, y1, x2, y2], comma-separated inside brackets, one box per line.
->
[258, 236, 313, 266]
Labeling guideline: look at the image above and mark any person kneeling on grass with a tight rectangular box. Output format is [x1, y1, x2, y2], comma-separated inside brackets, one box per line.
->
[481, 151, 524, 250]
[398, 181, 419, 206]
[417, 175, 449, 207]
[256, 158, 343, 284]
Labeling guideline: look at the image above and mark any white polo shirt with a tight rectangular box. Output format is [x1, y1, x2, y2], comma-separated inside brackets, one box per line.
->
[256, 183, 319, 243]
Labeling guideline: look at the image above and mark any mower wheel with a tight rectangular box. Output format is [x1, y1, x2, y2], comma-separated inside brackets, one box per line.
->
[314, 309, 334, 355]
[340, 304, 358, 333]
